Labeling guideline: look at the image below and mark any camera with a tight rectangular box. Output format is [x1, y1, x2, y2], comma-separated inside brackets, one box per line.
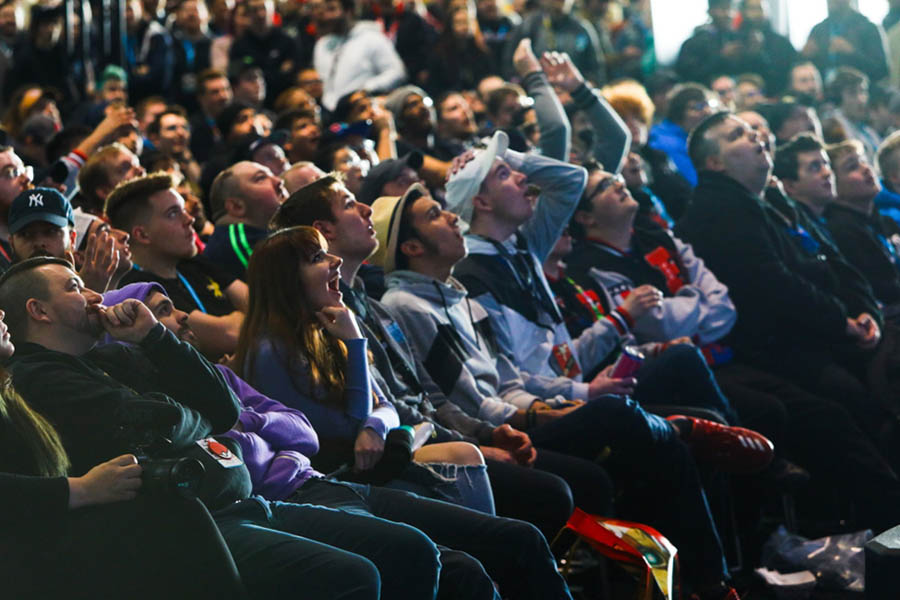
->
[138, 456, 205, 497]
[115, 403, 206, 497]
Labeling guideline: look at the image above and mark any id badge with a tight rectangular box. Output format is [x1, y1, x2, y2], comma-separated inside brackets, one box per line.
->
[196, 438, 243, 468]
[383, 319, 408, 346]
[550, 342, 582, 378]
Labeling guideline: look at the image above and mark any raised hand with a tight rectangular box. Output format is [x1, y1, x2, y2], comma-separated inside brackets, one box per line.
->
[78, 230, 120, 293]
[513, 38, 541, 78]
[540, 51, 584, 93]
[448, 149, 478, 180]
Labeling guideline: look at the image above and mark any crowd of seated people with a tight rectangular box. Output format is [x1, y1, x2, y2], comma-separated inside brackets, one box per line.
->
[6, 0, 900, 598]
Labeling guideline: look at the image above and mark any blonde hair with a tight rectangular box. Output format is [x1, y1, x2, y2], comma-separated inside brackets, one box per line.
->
[0, 375, 70, 477]
[602, 79, 655, 125]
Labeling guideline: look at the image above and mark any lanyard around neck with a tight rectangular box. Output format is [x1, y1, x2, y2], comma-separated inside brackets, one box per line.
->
[477, 234, 563, 323]
[133, 263, 208, 314]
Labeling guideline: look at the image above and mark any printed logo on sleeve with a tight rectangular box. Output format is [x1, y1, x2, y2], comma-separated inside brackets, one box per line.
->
[196, 438, 243, 468]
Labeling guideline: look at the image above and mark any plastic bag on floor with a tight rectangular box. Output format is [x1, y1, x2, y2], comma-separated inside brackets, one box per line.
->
[760, 525, 872, 592]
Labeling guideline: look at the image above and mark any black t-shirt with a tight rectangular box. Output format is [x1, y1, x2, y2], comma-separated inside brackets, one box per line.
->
[202, 223, 269, 282]
[120, 256, 237, 316]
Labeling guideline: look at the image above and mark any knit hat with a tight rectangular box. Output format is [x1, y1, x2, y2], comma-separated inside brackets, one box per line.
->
[383, 85, 429, 122]
[97, 65, 128, 91]
[368, 183, 429, 275]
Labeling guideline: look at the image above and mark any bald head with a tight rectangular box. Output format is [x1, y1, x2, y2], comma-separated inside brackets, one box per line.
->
[282, 162, 326, 194]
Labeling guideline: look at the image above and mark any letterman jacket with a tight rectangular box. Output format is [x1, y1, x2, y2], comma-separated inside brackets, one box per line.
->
[565, 225, 737, 345]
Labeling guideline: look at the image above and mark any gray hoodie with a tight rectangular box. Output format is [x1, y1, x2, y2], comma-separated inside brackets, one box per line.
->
[383, 270, 570, 425]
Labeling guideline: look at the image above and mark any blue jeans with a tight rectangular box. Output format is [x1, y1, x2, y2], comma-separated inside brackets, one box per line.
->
[386, 462, 497, 515]
[634, 343, 741, 424]
[289, 479, 572, 600]
[213, 496, 386, 600]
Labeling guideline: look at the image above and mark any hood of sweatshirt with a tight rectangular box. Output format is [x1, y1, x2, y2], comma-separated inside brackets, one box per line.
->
[384, 269, 470, 308]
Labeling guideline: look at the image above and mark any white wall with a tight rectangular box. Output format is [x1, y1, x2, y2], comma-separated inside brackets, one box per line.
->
[651, 0, 710, 66]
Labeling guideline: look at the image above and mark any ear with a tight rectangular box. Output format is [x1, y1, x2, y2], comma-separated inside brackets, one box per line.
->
[471, 192, 492, 214]
[781, 177, 799, 197]
[887, 171, 900, 193]
[573, 209, 593, 228]
[705, 154, 725, 172]
[226, 196, 246, 218]
[68, 229, 77, 251]
[25, 298, 52, 325]
[312, 219, 336, 241]
[131, 224, 151, 245]
[399, 238, 425, 260]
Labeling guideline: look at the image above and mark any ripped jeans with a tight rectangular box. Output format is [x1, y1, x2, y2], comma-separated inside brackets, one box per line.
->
[384, 461, 497, 515]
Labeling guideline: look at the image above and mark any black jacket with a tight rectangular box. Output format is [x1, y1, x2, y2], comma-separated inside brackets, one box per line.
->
[8, 325, 247, 508]
[767, 191, 882, 324]
[826, 203, 900, 308]
[730, 23, 797, 94]
[674, 171, 860, 362]
[806, 10, 889, 82]
[641, 145, 693, 220]
[675, 23, 741, 85]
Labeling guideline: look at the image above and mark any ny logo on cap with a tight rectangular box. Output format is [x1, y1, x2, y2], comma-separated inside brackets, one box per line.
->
[28, 193, 43, 207]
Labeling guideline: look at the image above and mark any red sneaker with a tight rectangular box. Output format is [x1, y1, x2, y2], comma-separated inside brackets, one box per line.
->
[667, 415, 774, 474]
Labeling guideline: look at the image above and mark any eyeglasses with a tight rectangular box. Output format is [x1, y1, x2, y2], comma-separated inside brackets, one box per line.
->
[592, 173, 625, 195]
[0, 165, 33, 181]
[583, 173, 625, 203]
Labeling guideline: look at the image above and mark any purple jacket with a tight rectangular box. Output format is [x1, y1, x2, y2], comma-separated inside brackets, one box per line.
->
[103, 283, 324, 501]
[218, 365, 323, 501]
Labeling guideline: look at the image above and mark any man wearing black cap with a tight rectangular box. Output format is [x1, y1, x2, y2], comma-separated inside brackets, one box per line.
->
[202, 160, 288, 280]
[8, 187, 121, 293]
[357, 152, 424, 206]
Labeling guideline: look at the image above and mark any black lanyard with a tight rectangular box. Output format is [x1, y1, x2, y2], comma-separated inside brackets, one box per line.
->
[476, 234, 563, 324]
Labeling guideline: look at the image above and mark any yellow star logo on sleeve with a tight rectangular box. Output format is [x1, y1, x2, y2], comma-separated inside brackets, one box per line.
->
[206, 278, 224, 298]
